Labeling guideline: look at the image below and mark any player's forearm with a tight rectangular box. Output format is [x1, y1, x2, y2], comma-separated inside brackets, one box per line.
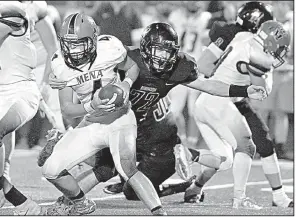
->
[60, 102, 88, 119]
[123, 64, 139, 87]
[185, 79, 249, 97]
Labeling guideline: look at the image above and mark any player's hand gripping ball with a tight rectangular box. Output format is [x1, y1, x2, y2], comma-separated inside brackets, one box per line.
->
[98, 84, 125, 107]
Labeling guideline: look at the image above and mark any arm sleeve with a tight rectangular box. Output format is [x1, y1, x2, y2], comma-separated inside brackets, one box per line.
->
[209, 21, 234, 51]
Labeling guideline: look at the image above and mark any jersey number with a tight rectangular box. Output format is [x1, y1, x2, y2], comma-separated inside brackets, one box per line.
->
[213, 46, 233, 72]
[130, 89, 160, 112]
[153, 98, 170, 122]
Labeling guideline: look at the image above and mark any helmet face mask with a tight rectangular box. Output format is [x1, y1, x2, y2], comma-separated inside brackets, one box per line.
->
[59, 13, 99, 68]
[60, 35, 96, 67]
[140, 23, 180, 77]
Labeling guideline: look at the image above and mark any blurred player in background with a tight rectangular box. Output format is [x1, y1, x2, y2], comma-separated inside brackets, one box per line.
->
[173, 1, 293, 209]
[0, 1, 45, 215]
[16, 1, 66, 150]
[168, 1, 212, 147]
[250, 1, 294, 160]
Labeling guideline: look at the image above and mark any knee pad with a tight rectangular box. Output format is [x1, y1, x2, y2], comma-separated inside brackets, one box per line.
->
[253, 133, 274, 158]
[119, 159, 138, 180]
[42, 157, 66, 180]
[92, 165, 115, 182]
[218, 155, 233, 171]
[235, 138, 256, 159]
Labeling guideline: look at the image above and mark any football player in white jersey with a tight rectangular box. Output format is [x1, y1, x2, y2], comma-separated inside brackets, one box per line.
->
[42, 13, 167, 216]
[179, 20, 291, 209]
[0, 1, 44, 215]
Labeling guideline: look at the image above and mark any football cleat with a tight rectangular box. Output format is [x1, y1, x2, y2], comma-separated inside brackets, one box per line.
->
[159, 175, 196, 198]
[272, 199, 294, 208]
[13, 198, 44, 216]
[232, 197, 262, 210]
[70, 197, 96, 215]
[103, 182, 124, 194]
[37, 128, 63, 167]
[184, 191, 205, 203]
[173, 144, 193, 181]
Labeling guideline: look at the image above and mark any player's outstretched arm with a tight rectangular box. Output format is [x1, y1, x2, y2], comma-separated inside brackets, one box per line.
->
[183, 79, 267, 100]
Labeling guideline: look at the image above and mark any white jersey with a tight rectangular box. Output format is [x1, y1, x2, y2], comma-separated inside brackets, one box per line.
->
[51, 35, 126, 105]
[0, 4, 37, 85]
[211, 32, 253, 86]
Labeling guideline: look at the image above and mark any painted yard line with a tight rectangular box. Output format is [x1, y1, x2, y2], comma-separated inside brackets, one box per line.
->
[1, 194, 125, 209]
[2, 178, 293, 209]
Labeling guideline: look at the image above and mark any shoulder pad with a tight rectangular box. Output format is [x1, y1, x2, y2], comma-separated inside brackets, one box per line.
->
[209, 21, 240, 51]
[169, 52, 198, 83]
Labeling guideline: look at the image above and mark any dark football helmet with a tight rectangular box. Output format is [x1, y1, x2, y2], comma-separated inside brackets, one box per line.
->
[256, 20, 291, 68]
[140, 22, 180, 78]
[59, 13, 99, 68]
[236, 1, 274, 33]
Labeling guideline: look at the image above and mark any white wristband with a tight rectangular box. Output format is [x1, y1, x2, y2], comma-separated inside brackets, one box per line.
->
[83, 101, 95, 114]
[123, 77, 133, 88]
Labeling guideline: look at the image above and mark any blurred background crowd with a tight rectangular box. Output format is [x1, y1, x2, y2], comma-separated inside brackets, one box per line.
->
[16, 1, 294, 160]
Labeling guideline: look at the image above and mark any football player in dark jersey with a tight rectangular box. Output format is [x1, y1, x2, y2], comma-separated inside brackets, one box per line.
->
[168, 1, 293, 208]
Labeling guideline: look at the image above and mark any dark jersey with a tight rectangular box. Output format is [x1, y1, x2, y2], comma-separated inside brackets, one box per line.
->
[209, 21, 244, 51]
[136, 97, 179, 155]
[125, 47, 198, 123]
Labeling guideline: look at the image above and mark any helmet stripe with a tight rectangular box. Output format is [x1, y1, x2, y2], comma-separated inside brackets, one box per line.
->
[68, 13, 79, 35]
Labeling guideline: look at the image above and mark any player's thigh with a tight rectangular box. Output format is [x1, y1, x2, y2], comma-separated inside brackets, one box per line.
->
[0, 98, 39, 139]
[194, 93, 237, 149]
[108, 124, 137, 180]
[42, 121, 108, 178]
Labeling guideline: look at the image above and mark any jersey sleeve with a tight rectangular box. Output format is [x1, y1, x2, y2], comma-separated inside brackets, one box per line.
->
[50, 51, 71, 83]
[169, 53, 198, 83]
[96, 35, 127, 68]
[209, 21, 235, 51]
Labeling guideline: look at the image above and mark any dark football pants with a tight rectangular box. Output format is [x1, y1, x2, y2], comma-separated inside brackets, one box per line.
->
[234, 99, 275, 158]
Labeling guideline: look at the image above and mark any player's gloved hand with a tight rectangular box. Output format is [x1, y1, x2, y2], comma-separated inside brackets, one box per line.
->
[48, 73, 67, 90]
[91, 89, 115, 113]
[247, 85, 267, 101]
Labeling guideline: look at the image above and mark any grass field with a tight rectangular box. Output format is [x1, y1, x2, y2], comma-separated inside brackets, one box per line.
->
[0, 149, 294, 216]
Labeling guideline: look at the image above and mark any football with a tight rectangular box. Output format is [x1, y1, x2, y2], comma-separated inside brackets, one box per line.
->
[98, 84, 125, 107]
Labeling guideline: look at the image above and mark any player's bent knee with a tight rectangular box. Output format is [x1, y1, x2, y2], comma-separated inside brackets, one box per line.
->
[235, 138, 256, 159]
[218, 155, 233, 171]
[255, 137, 274, 158]
[119, 159, 138, 180]
[42, 157, 65, 180]
[92, 165, 115, 182]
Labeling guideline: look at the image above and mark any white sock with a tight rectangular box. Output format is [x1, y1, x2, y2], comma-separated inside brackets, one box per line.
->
[233, 152, 252, 199]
